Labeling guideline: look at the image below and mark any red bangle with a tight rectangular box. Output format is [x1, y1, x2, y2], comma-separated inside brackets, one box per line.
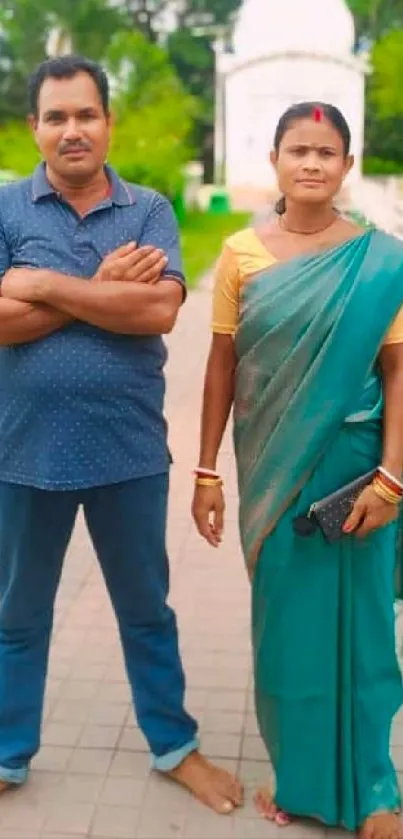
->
[375, 470, 403, 497]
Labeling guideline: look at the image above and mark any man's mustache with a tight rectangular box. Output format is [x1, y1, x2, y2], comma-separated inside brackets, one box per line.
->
[59, 142, 92, 155]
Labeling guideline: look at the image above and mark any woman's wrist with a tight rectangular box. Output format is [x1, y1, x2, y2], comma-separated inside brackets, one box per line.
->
[197, 455, 218, 471]
[378, 464, 403, 488]
[372, 467, 403, 505]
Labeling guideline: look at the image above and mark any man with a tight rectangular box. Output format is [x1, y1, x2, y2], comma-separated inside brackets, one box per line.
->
[0, 55, 242, 814]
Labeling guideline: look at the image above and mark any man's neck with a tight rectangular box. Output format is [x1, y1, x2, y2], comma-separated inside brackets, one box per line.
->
[45, 165, 110, 214]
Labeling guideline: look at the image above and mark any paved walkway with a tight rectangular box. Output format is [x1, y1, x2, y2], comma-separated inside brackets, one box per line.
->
[1, 273, 403, 839]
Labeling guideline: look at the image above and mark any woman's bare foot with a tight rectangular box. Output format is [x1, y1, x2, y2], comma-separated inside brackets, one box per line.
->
[360, 812, 402, 839]
[254, 787, 291, 826]
[166, 751, 243, 814]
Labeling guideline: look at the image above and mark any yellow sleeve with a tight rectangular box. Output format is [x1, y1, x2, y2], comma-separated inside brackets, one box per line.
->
[384, 306, 403, 345]
[211, 243, 240, 335]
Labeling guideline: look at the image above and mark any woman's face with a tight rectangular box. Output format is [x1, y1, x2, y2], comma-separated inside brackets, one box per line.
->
[270, 117, 353, 206]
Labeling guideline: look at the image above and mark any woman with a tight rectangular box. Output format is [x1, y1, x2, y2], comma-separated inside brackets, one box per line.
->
[192, 102, 403, 839]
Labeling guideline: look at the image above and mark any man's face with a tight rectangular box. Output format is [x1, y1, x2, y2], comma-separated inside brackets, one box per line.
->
[30, 71, 111, 183]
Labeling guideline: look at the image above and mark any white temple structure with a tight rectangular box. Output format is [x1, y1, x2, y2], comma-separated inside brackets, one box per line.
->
[215, 0, 368, 192]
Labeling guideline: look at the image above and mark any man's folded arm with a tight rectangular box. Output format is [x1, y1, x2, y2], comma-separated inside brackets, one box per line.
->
[0, 218, 71, 347]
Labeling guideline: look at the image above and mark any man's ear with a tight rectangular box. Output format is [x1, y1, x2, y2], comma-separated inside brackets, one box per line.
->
[27, 113, 38, 141]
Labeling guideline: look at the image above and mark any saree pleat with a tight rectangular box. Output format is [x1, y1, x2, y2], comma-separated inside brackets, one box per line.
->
[234, 230, 403, 829]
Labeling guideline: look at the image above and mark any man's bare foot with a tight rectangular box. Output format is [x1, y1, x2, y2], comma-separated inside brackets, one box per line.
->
[254, 787, 291, 826]
[0, 781, 11, 795]
[166, 751, 243, 814]
[360, 812, 402, 839]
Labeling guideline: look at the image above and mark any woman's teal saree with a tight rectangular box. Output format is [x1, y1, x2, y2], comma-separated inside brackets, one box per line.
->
[234, 229, 403, 829]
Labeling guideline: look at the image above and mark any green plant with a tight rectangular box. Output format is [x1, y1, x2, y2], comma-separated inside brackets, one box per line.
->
[180, 210, 250, 287]
[109, 105, 193, 197]
[0, 120, 39, 175]
[107, 31, 197, 198]
[363, 156, 403, 175]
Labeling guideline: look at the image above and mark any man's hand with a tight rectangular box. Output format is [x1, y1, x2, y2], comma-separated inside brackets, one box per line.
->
[94, 242, 168, 284]
[1, 240, 170, 304]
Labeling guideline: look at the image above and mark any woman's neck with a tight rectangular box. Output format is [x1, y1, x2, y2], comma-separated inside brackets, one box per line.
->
[281, 201, 337, 235]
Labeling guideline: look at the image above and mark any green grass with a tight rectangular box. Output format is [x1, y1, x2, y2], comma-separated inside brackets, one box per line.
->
[180, 211, 250, 288]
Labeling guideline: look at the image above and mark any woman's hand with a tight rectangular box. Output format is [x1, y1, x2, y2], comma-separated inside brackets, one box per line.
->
[192, 484, 225, 547]
[343, 484, 399, 538]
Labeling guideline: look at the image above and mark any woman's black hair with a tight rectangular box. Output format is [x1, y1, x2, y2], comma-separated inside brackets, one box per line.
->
[273, 101, 351, 214]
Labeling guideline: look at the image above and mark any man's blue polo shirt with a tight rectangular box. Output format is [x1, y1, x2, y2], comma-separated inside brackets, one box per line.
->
[0, 164, 185, 490]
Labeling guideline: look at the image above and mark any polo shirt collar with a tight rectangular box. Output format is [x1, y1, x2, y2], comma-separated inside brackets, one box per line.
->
[31, 162, 135, 206]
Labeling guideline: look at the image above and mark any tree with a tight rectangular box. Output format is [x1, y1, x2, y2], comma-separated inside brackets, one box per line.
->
[0, 120, 39, 174]
[0, 0, 49, 120]
[106, 31, 197, 196]
[45, 0, 128, 60]
[121, 0, 170, 42]
[120, 0, 242, 179]
[370, 30, 403, 118]
[0, 0, 127, 123]
[167, 27, 214, 178]
[344, 1, 403, 169]
[122, 0, 242, 42]
[347, 0, 403, 44]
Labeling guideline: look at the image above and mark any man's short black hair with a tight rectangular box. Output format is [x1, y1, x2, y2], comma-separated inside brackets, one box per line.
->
[28, 55, 110, 117]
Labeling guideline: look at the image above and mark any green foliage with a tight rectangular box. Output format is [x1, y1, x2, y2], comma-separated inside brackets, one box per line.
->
[107, 30, 189, 111]
[344, 2, 403, 168]
[0, 0, 49, 121]
[0, 120, 39, 174]
[0, 0, 242, 178]
[123, 0, 242, 41]
[370, 30, 403, 119]
[167, 27, 215, 177]
[364, 111, 403, 165]
[346, 0, 403, 43]
[165, 0, 242, 179]
[363, 157, 403, 175]
[49, 0, 128, 61]
[180, 211, 250, 288]
[109, 104, 193, 198]
[107, 32, 196, 198]
[167, 28, 214, 121]
[0, 0, 128, 121]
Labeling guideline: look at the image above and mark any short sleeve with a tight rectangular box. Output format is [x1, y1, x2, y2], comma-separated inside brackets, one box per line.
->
[384, 306, 403, 345]
[212, 244, 240, 335]
[138, 192, 185, 295]
[0, 216, 11, 279]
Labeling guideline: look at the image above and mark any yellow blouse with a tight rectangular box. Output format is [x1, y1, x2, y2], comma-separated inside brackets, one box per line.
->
[212, 227, 403, 345]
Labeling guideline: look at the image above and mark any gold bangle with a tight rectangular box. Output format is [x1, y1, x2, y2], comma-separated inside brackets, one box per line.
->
[195, 477, 223, 488]
[372, 480, 399, 503]
[372, 479, 401, 505]
[375, 471, 403, 499]
[373, 477, 401, 501]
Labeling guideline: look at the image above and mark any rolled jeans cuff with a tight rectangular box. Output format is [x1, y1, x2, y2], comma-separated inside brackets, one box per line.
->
[0, 764, 28, 785]
[151, 737, 200, 772]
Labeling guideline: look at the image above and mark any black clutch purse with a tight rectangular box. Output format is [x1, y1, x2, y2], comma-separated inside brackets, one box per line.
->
[293, 469, 377, 543]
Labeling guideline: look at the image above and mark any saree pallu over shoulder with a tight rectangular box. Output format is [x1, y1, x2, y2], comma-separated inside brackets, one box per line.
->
[234, 230, 403, 573]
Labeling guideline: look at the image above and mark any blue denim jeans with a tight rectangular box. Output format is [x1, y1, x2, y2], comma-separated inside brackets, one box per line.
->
[0, 475, 198, 784]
